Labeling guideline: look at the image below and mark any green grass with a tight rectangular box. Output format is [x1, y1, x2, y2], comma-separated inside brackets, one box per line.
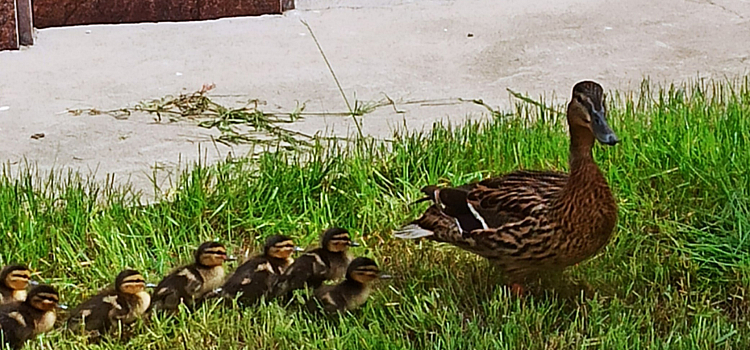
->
[2, 78, 749, 349]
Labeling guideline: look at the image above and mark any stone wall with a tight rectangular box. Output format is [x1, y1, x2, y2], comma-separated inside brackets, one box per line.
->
[0, 0, 18, 50]
[0, 0, 291, 50]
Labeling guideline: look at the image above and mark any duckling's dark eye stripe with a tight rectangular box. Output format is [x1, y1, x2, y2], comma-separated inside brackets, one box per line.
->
[123, 278, 146, 284]
[356, 267, 380, 273]
[36, 293, 58, 302]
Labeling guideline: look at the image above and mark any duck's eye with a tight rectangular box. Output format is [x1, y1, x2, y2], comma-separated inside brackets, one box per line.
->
[574, 95, 593, 123]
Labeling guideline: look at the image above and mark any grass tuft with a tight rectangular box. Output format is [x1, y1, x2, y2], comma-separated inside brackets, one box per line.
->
[2, 78, 749, 349]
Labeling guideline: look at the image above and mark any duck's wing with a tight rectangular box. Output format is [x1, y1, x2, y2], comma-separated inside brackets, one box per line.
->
[221, 257, 265, 296]
[66, 293, 113, 333]
[273, 253, 326, 296]
[395, 170, 566, 241]
[467, 170, 567, 229]
[151, 267, 203, 311]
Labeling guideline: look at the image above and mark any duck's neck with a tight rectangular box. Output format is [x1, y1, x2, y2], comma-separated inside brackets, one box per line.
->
[560, 127, 610, 204]
[568, 125, 594, 168]
[268, 256, 293, 273]
[342, 279, 365, 292]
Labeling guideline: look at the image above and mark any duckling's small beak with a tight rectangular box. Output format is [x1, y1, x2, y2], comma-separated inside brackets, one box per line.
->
[29, 280, 40, 286]
[592, 110, 619, 146]
[226, 255, 238, 262]
[145, 283, 158, 288]
[349, 241, 360, 247]
[379, 274, 394, 280]
[294, 246, 305, 252]
[57, 304, 69, 310]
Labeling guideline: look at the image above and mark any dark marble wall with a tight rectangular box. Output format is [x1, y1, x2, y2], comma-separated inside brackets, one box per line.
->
[0, 0, 18, 50]
[33, 0, 284, 28]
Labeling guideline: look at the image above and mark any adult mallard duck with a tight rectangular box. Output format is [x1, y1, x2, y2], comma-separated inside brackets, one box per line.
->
[395, 81, 619, 294]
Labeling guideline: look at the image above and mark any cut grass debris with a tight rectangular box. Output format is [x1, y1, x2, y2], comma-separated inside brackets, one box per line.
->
[2, 78, 749, 349]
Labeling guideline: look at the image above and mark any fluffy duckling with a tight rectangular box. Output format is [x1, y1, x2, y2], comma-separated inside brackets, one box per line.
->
[0, 265, 33, 305]
[221, 235, 302, 306]
[0, 285, 60, 350]
[151, 241, 233, 312]
[67, 269, 150, 337]
[305, 257, 390, 314]
[274, 228, 359, 297]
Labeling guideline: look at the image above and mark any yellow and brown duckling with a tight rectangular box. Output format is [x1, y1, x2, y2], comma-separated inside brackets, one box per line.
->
[273, 228, 359, 297]
[395, 81, 619, 295]
[305, 257, 390, 314]
[0, 285, 60, 350]
[221, 235, 302, 306]
[151, 241, 234, 312]
[67, 269, 150, 337]
[0, 265, 34, 305]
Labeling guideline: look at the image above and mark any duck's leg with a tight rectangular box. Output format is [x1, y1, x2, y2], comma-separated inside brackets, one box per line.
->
[510, 283, 525, 296]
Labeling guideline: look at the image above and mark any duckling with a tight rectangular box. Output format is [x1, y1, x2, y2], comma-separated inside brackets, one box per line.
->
[305, 257, 390, 314]
[0, 265, 33, 305]
[395, 81, 619, 295]
[273, 228, 359, 297]
[67, 269, 150, 337]
[221, 235, 302, 306]
[0, 285, 59, 350]
[151, 241, 233, 312]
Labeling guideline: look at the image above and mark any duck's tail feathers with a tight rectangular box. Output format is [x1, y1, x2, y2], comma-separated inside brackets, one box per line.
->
[393, 224, 435, 239]
[409, 185, 441, 205]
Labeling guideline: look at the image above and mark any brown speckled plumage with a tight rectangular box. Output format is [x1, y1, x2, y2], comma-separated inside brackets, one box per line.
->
[395, 81, 619, 290]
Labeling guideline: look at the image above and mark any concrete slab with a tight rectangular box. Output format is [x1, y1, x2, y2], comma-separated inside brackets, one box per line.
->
[0, 0, 749, 199]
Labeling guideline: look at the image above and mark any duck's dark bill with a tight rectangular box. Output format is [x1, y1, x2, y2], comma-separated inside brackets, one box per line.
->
[592, 110, 619, 145]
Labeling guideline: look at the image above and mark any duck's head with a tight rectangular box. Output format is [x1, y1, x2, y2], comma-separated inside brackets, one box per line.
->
[0, 265, 33, 292]
[264, 235, 301, 260]
[346, 257, 390, 284]
[115, 269, 147, 295]
[195, 242, 230, 267]
[26, 285, 59, 312]
[321, 227, 359, 253]
[568, 81, 619, 146]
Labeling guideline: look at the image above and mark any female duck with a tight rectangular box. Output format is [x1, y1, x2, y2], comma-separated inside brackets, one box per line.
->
[0, 285, 60, 349]
[274, 228, 358, 297]
[151, 241, 233, 312]
[0, 265, 33, 305]
[395, 81, 619, 294]
[67, 269, 150, 337]
[221, 235, 301, 306]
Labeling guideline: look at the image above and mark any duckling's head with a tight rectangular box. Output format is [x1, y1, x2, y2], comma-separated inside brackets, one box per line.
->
[115, 269, 147, 295]
[0, 265, 32, 291]
[321, 227, 358, 253]
[195, 242, 229, 267]
[264, 235, 298, 260]
[346, 257, 384, 284]
[568, 81, 619, 146]
[26, 285, 59, 312]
